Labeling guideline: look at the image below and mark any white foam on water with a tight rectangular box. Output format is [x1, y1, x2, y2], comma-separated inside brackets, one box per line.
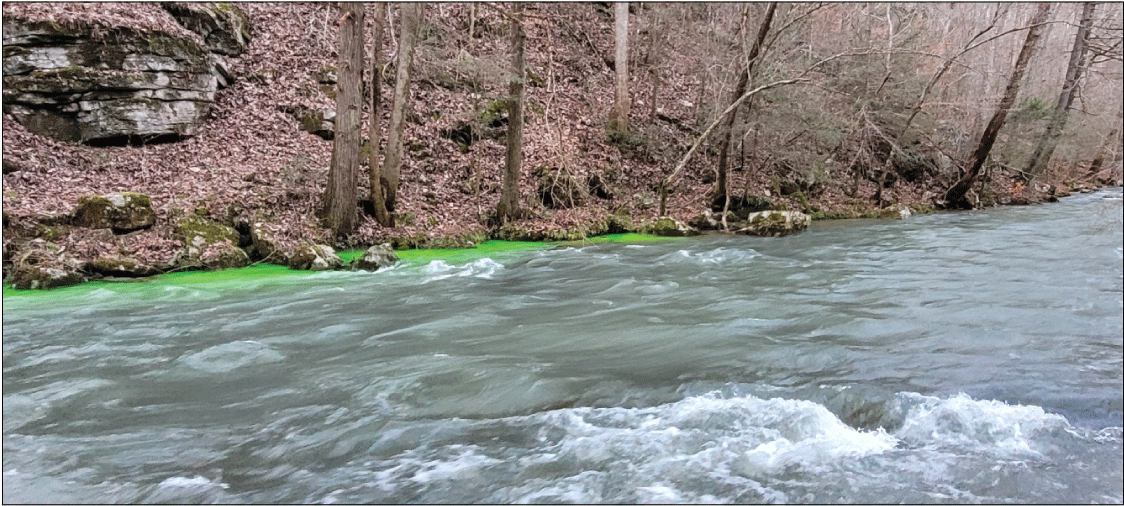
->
[420, 258, 505, 283]
[407, 445, 503, 484]
[157, 475, 228, 489]
[893, 392, 1072, 457]
[176, 340, 284, 373]
[359, 390, 896, 502]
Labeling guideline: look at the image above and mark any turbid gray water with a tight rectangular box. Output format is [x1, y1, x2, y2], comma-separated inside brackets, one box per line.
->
[3, 188, 1122, 503]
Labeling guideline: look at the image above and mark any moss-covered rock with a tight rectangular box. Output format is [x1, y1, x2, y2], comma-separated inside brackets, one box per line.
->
[72, 192, 156, 233]
[174, 215, 240, 261]
[644, 217, 698, 237]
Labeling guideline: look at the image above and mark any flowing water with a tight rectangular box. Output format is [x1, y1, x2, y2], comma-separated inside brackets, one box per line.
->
[3, 189, 1122, 504]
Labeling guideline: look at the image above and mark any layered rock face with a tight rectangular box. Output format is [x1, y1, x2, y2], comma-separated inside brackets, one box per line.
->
[1, 3, 249, 145]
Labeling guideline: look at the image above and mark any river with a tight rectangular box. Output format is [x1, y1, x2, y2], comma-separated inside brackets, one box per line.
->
[3, 188, 1121, 503]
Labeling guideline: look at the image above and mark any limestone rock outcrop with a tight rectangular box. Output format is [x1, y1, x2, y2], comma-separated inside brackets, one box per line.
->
[2, 3, 249, 145]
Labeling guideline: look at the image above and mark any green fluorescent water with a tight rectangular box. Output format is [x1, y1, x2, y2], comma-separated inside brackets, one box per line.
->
[2, 234, 680, 301]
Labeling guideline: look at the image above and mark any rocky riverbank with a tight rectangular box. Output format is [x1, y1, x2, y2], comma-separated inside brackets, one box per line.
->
[4, 3, 1119, 290]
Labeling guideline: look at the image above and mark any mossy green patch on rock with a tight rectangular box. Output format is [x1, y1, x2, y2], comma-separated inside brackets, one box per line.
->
[643, 217, 698, 237]
[72, 192, 156, 233]
[173, 215, 241, 266]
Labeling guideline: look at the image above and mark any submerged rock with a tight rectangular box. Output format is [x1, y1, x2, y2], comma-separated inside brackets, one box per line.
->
[351, 243, 398, 271]
[289, 244, 342, 271]
[71, 192, 156, 233]
[737, 210, 811, 237]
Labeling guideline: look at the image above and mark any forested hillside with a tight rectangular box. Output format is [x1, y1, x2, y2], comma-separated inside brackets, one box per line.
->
[3, 3, 1122, 287]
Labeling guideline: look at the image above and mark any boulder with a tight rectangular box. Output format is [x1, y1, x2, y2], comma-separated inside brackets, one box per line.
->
[3, 18, 223, 144]
[160, 3, 251, 57]
[645, 217, 698, 237]
[85, 255, 161, 277]
[250, 222, 286, 263]
[351, 243, 398, 271]
[736, 210, 811, 237]
[9, 264, 86, 289]
[7, 240, 86, 289]
[289, 244, 342, 271]
[173, 215, 248, 269]
[72, 192, 156, 233]
[198, 242, 250, 270]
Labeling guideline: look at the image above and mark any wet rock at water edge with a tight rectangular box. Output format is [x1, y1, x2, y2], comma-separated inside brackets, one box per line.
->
[7, 240, 86, 289]
[289, 244, 343, 271]
[736, 210, 811, 237]
[8, 264, 86, 289]
[645, 217, 699, 237]
[351, 243, 398, 271]
[85, 255, 161, 278]
[173, 215, 250, 270]
[71, 192, 156, 233]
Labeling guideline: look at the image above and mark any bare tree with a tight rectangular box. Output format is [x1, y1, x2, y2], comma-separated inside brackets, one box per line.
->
[943, 3, 1052, 209]
[382, 2, 422, 221]
[609, 2, 630, 134]
[659, 78, 806, 216]
[496, 3, 526, 222]
[1025, 2, 1096, 182]
[321, 2, 365, 237]
[367, 2, 392, 227]
[714, 2, 776, 208]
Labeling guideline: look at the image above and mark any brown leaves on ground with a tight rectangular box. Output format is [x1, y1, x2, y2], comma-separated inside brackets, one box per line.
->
[2, 2, 1094, 271]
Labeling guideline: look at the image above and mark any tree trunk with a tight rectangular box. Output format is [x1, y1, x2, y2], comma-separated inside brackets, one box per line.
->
[609, 2, 630, 134]
[322, 2, 365, 237]
[383, 2, 421, 217]
[714, 2, 776, 206]
[497, 3, 526, 222]
[1025, 2, 1095, 182]
[367, 3, 392, 227]
[943, 3, 1051, 210]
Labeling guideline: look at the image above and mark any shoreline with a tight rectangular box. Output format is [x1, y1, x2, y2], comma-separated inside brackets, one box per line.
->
[1, 233, 686, 299]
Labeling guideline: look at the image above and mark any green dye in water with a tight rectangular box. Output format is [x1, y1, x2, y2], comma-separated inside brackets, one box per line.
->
[2, 234, 681, 303]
